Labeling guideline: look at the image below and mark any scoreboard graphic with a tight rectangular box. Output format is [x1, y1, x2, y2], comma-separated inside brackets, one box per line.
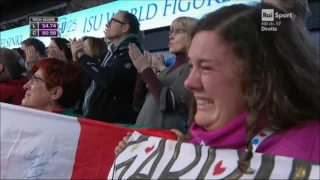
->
[29, 17, 59, 37]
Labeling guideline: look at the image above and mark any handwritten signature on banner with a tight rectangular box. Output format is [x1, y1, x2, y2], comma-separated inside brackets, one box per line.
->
[23, 148, 58, 179]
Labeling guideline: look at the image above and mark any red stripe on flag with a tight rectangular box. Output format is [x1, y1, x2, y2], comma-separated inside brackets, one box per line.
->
[71, 118, 177, 179]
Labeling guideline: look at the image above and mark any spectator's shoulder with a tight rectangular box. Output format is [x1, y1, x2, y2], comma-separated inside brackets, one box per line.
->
[280, 121, 320, 141]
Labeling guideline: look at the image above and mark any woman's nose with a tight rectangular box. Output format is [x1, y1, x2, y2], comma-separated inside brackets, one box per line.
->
[184, 68, 202, 91]
[169, 34, 174, 40]
[23, 81, 31, 90]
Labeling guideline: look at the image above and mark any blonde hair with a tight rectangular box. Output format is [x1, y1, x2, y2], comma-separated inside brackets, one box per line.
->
[171, 16, 198, 52]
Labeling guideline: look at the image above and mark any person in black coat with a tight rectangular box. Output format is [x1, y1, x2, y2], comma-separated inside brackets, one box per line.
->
[71, 11, 143, 124]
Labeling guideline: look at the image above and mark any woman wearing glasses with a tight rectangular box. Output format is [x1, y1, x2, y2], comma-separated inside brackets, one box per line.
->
[21, 58, 88, 117]
[129, 17, 198, 134]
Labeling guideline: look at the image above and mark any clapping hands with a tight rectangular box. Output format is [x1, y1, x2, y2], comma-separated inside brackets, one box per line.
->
[129, 43, 167, 74]
[69, 38, 85, 62]
[128, 43, 152, 73]
[152, 54, 166, 73]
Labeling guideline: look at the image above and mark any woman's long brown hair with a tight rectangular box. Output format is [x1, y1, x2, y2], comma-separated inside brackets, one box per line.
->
[186, 3, 320, 173]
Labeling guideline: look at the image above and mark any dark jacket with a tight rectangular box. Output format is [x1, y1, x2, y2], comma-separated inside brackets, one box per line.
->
[79, 34, 143, 124]
[53, 108, 83, 118]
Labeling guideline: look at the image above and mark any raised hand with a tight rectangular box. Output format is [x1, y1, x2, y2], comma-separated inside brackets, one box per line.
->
[70, 39, 85, 62]
[128, 43, 151, 73]
[152, 54, 166, 73]
[66, 38, 76, 48]
[25, 46, 39, 62]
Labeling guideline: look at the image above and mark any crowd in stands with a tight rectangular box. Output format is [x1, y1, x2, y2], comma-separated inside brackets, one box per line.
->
[1, 0, 319, 170]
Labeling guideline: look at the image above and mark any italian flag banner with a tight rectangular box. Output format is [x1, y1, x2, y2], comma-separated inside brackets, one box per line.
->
[2, 103, 319, 179]
[0, 103, 176, 179]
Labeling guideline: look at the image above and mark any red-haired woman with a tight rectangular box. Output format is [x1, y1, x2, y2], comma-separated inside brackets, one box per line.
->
[21, 58, 88, 117]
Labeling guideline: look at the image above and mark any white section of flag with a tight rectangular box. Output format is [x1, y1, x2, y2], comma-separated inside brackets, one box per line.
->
[268, 155, 293, 179]
[0, 103, 80, 179]
[310, 164, 320, 178]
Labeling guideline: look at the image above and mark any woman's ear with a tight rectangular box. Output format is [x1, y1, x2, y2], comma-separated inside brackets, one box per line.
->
[51, 86, 63, 101]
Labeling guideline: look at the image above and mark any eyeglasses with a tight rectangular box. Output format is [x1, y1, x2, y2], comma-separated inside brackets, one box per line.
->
[169, 29, 186, 36]
[107, 18, 125, 25]
[30, 75, 46, 85]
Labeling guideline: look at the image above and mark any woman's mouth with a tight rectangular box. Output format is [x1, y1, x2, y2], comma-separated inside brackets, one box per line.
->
[196, 99, 213, 106]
